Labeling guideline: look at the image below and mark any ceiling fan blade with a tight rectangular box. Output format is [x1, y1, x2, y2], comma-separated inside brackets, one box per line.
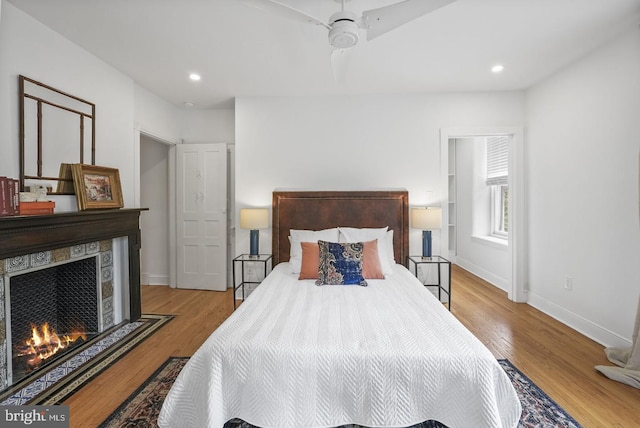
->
[239, 0, 330, 29]
[361, 0, 456, 41]
[330, 48, 351, 82]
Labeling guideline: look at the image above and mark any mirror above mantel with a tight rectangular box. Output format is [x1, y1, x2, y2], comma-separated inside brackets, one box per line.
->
[19, 75, 96, 195]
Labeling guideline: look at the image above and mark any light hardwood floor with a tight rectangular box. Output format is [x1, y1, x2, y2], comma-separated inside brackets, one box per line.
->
[65, 265, 640, 427]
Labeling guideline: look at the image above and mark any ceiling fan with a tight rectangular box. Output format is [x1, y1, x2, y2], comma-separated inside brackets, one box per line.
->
[240, 0, 457, 50]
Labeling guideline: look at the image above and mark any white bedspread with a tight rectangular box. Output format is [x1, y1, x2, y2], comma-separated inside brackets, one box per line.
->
[158, 263, 521, 428]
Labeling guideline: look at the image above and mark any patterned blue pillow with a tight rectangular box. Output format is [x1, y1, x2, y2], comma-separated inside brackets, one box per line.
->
[316, 241, 368, 286]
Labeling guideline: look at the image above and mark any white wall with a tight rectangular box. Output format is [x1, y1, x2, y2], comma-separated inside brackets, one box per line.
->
[454, 137, 510, 290]
[235, 92, 525, 256]
[133, 87, 235, 146]
[526, 27, 640, 348]
[180, 109, 236, 144]
[134, 84, 182, 144]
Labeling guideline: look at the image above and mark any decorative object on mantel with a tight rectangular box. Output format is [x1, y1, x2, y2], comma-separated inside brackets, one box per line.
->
[19, 75, 95, 195]
[18, 201, 55, 216]
[56, 163, 76, 194]
[71, 164, 124, 210]
[18, 184, 55, 215]
[595, 294, 640, 389]
[0, 176, 20, 217]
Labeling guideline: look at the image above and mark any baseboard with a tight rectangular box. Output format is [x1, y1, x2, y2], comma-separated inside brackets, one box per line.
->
[527, 291, 631, 349]
[141, 273, 169, 286]
[454, 256, 509, 292]
[452, 261, 628, 348]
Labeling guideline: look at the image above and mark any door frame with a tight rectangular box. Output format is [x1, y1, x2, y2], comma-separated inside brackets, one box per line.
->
[440, 127, 526, 303]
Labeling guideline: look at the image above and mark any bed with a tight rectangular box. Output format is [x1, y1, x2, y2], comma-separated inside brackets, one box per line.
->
[158, 190, 521, 428]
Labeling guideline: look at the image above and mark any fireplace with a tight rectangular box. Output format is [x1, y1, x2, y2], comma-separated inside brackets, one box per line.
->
[1, 240, 116, 387]
[0, 209, 145, 391]
[4, 247, 117, 385]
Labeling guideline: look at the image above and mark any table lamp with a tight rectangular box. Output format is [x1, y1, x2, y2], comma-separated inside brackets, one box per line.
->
[240, 208, 269, 256]
[411, 207, 442, 258]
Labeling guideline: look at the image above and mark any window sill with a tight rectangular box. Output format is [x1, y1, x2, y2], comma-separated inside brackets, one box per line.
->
[471, 235, 508, 250]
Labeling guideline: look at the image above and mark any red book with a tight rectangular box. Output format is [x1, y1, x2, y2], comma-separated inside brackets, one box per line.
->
[0, 177, 10, 216]
[7, 178, 17, 215]
[11, 179, 20, 214]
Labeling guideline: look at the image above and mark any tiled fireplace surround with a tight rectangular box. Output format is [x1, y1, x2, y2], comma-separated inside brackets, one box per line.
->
[0, 209, 145, 390]
[0, 240, 114, 388]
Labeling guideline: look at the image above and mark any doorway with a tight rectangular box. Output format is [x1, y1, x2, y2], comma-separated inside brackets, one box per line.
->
[140, 134, 171, 286]
[440, 127, 526, 303]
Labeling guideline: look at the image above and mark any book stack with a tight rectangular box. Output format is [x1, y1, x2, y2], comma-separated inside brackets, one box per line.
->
[0, 176, 20, 217]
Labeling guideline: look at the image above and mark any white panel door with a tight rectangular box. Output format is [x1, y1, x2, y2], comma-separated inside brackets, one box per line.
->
[176, 143, 227, 291]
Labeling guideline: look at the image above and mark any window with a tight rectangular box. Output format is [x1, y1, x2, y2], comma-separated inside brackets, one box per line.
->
[486, 136, 509, 239]
[492, 184, 508, 237]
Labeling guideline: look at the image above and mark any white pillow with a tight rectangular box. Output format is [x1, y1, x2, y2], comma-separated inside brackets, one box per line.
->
[386, 229, 395, 265]
[289, 228, 340, 273]
[338, 227, 394, 274]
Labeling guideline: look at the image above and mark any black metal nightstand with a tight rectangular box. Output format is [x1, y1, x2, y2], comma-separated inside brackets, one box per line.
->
[407, 255, 452, 310]
[232, 254, 272, 309]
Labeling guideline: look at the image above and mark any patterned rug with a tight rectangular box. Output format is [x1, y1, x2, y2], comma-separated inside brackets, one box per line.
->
[99, 358, 582, 428]
[0, 314, 173, 406]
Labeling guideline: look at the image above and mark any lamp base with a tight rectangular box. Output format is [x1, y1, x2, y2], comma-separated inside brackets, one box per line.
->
[249, 229, 259, 256]
[422, 230, 432, 258]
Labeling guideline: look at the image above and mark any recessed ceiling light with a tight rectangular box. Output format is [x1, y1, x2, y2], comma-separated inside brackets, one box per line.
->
[491, 64, 504, 73]
[183, 102, 194, 108]
[189, 73, 201, 81]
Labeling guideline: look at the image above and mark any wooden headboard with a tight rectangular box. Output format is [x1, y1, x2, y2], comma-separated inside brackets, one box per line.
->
[272, 190, 409, 266]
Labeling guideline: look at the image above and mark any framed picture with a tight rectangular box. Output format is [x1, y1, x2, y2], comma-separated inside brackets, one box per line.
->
[56, 163, 76, 194]
[71, 164, 124, 210]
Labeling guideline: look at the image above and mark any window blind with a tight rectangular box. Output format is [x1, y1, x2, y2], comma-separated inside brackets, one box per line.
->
[486, 136, 509, 186]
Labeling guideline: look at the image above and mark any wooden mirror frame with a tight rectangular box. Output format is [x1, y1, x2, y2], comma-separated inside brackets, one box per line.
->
[19, 75, 96, 194]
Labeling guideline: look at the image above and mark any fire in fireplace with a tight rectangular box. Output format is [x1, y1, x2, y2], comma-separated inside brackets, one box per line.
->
[7, 256, 100, 385]
[13, 322, 88, 374]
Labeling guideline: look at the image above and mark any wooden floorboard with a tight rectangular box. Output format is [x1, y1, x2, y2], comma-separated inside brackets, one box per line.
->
[63, 265, 640, 427]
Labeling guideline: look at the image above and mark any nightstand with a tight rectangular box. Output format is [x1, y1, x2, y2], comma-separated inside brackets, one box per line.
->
[406, 255, 452, 310]
[232, 254, 272, 309]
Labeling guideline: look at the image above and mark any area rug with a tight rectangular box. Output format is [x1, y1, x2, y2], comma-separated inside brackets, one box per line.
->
[99, 358, 582, 428]
[0, 313, 173, 406]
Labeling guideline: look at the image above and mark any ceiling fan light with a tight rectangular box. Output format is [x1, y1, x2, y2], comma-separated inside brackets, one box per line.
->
[329, 20, 359, 49]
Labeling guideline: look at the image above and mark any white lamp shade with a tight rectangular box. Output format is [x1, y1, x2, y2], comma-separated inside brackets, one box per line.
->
[411, 207, 442, 230]
[240, 208, 269, 229]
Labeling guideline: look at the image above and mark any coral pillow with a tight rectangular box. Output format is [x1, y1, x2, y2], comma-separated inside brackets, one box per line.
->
[298, 240, 384, 280]
[298, 241, 321, 279]
[362, 239, 385, 279]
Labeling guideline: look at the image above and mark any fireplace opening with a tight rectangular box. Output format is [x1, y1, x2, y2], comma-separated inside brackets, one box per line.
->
[8, 257, 100, 385]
